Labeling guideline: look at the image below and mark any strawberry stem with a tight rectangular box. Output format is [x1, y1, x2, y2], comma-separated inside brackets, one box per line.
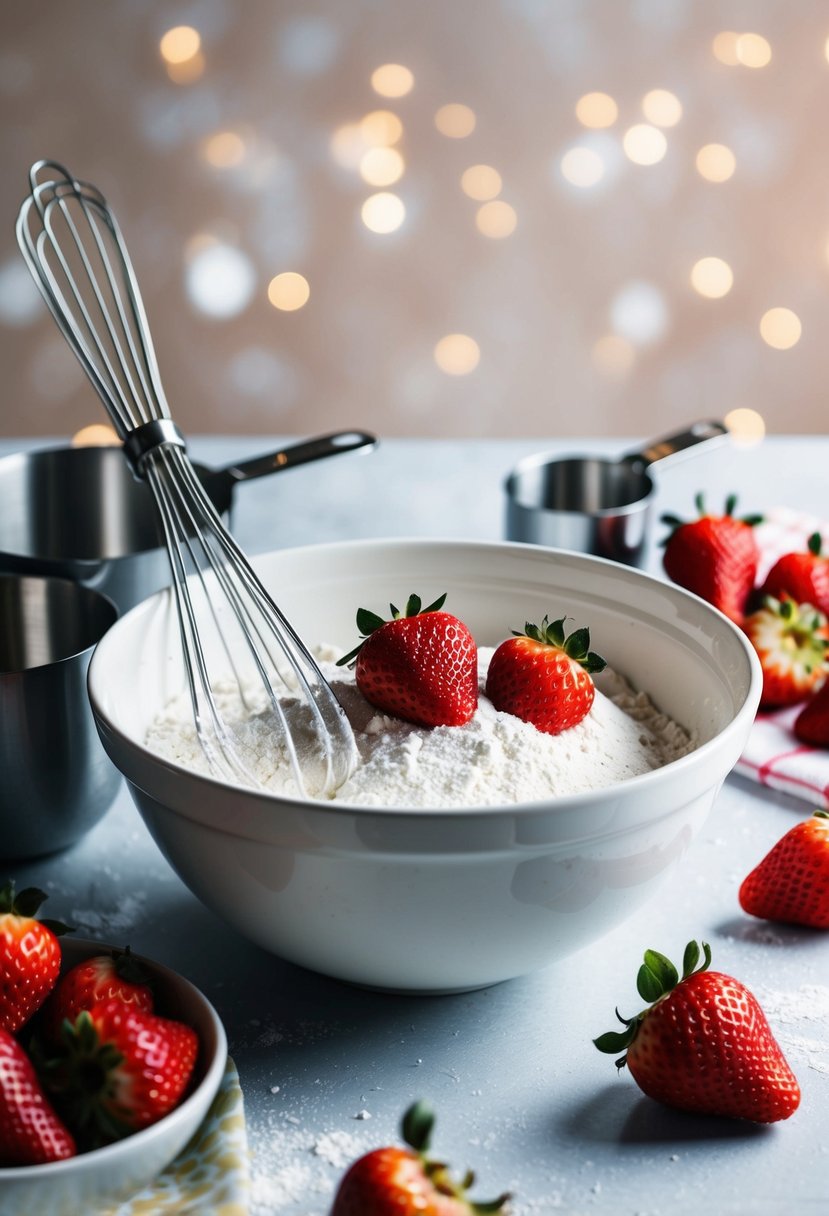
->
[336, 593, 449, 667]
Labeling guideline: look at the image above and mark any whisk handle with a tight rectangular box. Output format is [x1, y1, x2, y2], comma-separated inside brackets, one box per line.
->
[123, 419, 186, 478]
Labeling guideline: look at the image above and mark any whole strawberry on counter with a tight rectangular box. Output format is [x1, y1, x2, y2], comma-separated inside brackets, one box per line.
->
[661, 493, 762, 623]
[594, 940, 800, 1123]
[742, 596, 828, 709]
[0, 882, 69, 1035]
[337, 593, 478, 728]
[330, 1100, 510, 1216]
[485, 615, 606, 735]
[42, 999, 198, 1148]
[760, 531, 829, 616]
[41, 947, 154, 1045]
[0, 1027, 75, 1165]
[739, 810, 829, 928]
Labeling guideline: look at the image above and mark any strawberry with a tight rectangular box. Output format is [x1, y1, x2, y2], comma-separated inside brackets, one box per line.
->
[660, 493, 762, 623]
[0, 1027, 75, 1164]
[0, 881, 70, 1035]
[41, 947, 154, 1045]
[760, 532, 829, 616]
[330, 1100, 510, 1215]
[43, 999, 198, 1147]
[794, 679, 829, 747]
[739, 810, 829, 928]
[742, 596, 829, 709]
[485, 615, 606, 735]
[337, 593, 478, 728]
[594, 940, 800, 1123]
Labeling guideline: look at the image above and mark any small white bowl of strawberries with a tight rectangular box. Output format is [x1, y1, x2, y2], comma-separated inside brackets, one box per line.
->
[0, 882, 227, 1216]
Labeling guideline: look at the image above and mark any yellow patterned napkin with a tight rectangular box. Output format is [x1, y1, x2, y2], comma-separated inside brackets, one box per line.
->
[110, 1057, 249, 1216]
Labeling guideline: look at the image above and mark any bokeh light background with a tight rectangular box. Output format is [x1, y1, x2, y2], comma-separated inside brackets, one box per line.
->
[1, 0, 828, 440]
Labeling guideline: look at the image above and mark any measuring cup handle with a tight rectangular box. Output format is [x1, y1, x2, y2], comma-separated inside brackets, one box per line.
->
[219, 430, 377, 483]
[625, 420, 730, 470]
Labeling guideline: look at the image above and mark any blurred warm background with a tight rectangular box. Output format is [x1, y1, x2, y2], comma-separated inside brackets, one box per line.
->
[1, 1, 827, 440]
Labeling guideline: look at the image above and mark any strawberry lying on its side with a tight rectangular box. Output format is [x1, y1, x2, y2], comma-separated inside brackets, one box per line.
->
[739, 810, 829, 928]
[742, 596, 829, 709]
[337, 594, 478, 728]
[330, 1100, 510, 1216]
[0, 1028, 75, 1165]
[43, 999, 198, 1148]
[760, 532, 829, 616]
[485, 615, 606, 735]
[42, 948, 154, 1045]
[661, 493, 762, 623]
[0, 882, 69, 1035]
[594, 940, 800, 1123]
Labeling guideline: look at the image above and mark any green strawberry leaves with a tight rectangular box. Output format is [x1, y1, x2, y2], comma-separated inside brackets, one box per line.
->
[399, 1100, 510, 1212]
[594, 940, 712, 1070]
[0, 880, 73, 935]
[513, 615, 606, 675]
[337, 593, 448, 667]
[660, 492, 763, 543]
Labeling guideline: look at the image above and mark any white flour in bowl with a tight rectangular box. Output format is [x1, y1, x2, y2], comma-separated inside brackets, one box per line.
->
[145, 646, 695, 808]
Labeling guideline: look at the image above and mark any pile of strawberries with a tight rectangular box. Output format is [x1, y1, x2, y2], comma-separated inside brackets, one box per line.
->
[662, 494, 829, 740]
[0, 881, 198, 1167]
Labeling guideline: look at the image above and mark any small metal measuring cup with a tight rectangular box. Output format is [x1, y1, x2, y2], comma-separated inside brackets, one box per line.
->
[505, 420, 730, 567]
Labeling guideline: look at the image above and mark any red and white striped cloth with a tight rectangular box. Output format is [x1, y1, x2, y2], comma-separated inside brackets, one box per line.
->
[732, 507, 829, 808]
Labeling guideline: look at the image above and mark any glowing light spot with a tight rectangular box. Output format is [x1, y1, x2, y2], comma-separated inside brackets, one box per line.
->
[330, 124, 368, 170]
[623, 124, 667, 165]
[691, 257, 733, 299]
[185, 244, 256, 318]
[71, 424, 120, 447]
[371, 63, 414, 98]
[641, 89, 682, 127]
[475, 200, 517, 238]
[461, 164, 502, 201]
[165, 53, 205, 84]
[434, 334, 480, 375]
[361, 192, 406, 234]
[360, 146, 404, 186]
[560, 146, 605, 188]
[736, 33, 772, 68]
[712, 31, 741, 66]
[760, 307, 801, 350]
[202, 131, 246, 168]
[435, 104, 476, 138]
[267, 272, 310, 311]
[696, 143, 736, 182]
[160, 26, 201, 64]
[360, 110, 403, 147]
[0, 259, 42, 326]
[592, 335, 635, 378]
[575, 92, 618, 128]
[725, 408, 766, 445]
[610, 281, 668, 346]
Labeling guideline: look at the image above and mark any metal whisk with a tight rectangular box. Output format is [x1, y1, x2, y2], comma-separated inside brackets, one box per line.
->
[16, 159, 358, 798]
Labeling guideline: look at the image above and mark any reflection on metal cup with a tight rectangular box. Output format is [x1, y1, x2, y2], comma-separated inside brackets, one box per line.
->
[0, 574, 120, 860]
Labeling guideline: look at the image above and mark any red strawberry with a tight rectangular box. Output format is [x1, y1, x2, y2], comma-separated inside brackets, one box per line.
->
[0, 882, 70, 1035]
[485, 615, 606, 735]
[0, 1027, 75, 1165]
[594, 940, 800, 1123]
[742, 596, 829, 709]
[42, 948, 154, 1045]
[794, 679, 829, 747]
[661, 493, 762, 623]
[739, 810, 829, 928]
[337, 594, 478, 728]
[43, 999, 198, 1147]
[761, 532, 829, 616]
[330, 1100, 509, 1216]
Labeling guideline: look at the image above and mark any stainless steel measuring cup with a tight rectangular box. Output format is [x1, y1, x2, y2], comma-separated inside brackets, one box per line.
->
[505, 420, 730, 567]
[0, 430, 375, 612]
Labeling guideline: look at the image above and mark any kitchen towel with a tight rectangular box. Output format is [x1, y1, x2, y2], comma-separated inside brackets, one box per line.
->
[733, 506, 829, 809]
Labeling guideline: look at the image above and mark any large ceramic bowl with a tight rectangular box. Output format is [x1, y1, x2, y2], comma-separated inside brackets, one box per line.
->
[88, 539, 762, 993]
[0, 938, 227, 1216]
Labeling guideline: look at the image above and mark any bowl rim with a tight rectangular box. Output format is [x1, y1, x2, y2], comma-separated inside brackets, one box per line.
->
[87, 536, 763, 820]
[0, 936, 228, 1182]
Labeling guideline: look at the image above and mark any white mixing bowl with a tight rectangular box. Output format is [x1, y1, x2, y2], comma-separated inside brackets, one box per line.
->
[88, 539, 762, 993]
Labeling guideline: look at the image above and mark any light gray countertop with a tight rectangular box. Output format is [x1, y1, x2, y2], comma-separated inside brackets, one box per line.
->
[5, 434, 829, 1215]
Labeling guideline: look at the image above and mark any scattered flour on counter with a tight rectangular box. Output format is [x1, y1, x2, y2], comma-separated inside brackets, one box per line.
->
[755, 984, 829, 1077]
[145, 646, 695, 809]
[69, 893, 147, 937]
